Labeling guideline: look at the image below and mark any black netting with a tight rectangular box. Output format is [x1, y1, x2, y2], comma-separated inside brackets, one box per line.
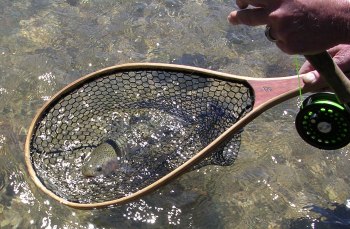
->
[29, 67, 253, 204]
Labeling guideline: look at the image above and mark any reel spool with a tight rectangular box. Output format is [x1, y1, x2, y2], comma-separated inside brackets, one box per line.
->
[295, 92, 350, 150]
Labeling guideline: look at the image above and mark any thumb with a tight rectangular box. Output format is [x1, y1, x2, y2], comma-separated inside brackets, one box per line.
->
[302, 70, 319, 85]
[302, 70, 329, 91]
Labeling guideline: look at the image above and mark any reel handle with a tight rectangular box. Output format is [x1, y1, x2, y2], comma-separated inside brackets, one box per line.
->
[305, 52, 350, 105]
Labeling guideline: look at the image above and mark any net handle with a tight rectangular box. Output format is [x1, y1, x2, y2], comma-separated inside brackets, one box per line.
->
[304, 52, 350, 104]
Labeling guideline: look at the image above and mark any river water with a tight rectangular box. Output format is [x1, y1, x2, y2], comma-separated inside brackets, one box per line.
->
[1, 0, 350, 228]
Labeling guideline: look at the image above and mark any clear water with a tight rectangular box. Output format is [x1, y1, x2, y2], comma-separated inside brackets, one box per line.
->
[1, 0, 350, 228]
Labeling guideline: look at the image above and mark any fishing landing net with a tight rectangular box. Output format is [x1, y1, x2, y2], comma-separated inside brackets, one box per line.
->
[28, 65, 253, 204]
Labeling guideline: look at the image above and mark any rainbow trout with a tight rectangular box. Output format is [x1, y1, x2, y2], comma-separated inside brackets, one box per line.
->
[82, 139, 127, 177]
[81, 109, 198, 178]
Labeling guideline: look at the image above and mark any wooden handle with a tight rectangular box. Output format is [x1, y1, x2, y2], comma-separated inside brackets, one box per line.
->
[304, 52, 350, 104]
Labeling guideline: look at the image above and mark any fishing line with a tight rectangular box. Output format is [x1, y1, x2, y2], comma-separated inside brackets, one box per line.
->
[294, 56, 303, 108]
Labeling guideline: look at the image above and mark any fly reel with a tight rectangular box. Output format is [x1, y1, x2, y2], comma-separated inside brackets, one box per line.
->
[295, 92, 350, 150]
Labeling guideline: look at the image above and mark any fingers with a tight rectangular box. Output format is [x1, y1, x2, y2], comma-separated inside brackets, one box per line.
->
[299, 61, 320, 85]
[299, 61, 313, 74]
[327, 44, 350, 72]
[299, 45, 350, 74]
[228, 8, 269, 26]
[302, 70, 350, 92]
[301, 45, 350, 89]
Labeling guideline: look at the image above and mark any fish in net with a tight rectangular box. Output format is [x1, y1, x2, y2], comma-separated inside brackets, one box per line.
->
[28, 67, 253, 204]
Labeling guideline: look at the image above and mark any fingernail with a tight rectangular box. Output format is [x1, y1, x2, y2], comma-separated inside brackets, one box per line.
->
[302, 72, 317, 84]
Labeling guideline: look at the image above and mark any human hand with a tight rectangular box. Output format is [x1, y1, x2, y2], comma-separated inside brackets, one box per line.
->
[301, 44, 350, 88]
[228, 0, 350, 54]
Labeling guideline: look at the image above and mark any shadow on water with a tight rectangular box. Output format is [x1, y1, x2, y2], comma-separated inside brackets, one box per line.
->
[282, 203, 350, 229]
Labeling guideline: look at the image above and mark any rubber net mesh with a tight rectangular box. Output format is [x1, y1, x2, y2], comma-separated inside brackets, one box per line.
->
[29, 68, 254, 204]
